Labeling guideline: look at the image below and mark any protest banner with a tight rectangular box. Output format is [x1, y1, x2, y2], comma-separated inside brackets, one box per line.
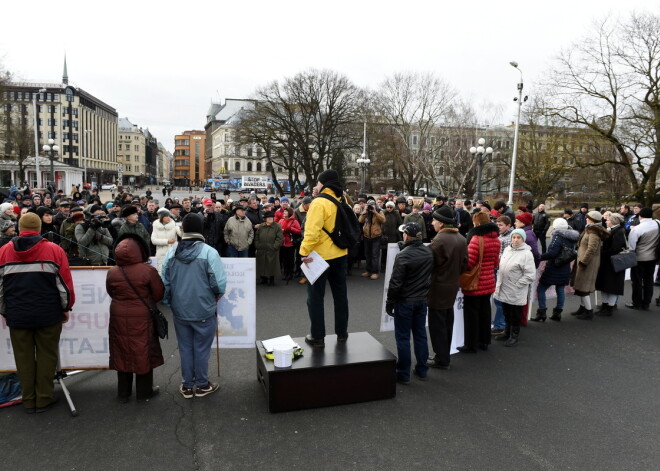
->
[0, 259, 257, 372]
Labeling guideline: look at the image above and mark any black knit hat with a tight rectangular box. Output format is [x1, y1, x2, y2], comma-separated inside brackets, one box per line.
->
[36, 206, 53, 218]
[433, 205, 455, 225]
[182, 213, 203, 234]
[318, 169, 339, 185]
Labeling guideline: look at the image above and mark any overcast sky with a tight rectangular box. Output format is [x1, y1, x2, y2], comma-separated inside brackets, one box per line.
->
[1, 0, 657, 153]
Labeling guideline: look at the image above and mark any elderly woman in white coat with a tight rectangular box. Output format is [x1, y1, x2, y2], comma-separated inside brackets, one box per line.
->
[151, 208, 182, 274]
[493, 228, 536, 347]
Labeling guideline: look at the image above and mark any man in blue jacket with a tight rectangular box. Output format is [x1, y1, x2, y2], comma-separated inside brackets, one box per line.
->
[162, 214, 227, 399]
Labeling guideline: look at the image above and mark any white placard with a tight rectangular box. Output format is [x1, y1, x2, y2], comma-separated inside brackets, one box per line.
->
[379, 243, 464, 354]
[214, 258, 256, 349]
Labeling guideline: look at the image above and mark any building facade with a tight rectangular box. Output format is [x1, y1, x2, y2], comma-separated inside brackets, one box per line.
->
[0, 61, 118, 189]
[173, 130, 206, 186]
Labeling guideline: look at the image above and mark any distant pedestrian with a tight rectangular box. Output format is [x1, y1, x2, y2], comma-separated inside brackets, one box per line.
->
[626, 208, 659, 311]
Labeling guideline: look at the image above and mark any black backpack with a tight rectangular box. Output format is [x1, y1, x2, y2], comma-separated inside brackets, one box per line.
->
[316, 193, 361, 250]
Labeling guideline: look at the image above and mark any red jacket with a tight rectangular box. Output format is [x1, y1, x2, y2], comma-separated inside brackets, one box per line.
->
[279, 217, 301, 247]
[463, 223, 500, 296]
[0, 231, 75, 328]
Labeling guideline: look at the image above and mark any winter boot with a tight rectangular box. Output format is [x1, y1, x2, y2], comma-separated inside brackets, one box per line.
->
[576, 309, 594, 320]
[550, 308, 562, 321]
[596, 304, 613, 317]
[570, 305, 585, 317]
[530, 308, 547, 322]
[505, 326, 520, 347]
[495, 324, 511, 341]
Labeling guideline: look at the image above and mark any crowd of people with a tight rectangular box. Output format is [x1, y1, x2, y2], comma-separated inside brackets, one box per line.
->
[1, 176, 658, 405]
[385, 196, 659, 385]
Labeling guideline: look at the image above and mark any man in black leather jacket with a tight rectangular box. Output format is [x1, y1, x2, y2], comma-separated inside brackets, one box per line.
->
[385, 222, 433, 384]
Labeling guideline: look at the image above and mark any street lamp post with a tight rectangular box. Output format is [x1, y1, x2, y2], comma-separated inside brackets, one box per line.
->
[32, 88, 47, 188]
[469, 138, 493, 201]
[83, 129, 93, 187]
[42, 139, 60, 191]
[507, 61, 525, 206]
[356, 121, 370, 195]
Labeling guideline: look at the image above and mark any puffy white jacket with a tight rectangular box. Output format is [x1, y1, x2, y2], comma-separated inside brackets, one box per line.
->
[151, 219, 182, 273]
[494, 243, 536, 306]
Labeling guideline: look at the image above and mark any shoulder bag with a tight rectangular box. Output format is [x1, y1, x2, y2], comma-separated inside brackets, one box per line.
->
[610, 230, 637, 273]
[554, 244, 577, 267]
[460, 236, 484, 291]
[119, 266, 168, 339]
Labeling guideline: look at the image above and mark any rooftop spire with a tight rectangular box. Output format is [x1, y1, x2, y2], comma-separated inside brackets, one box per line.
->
[62, 54, 68, 85]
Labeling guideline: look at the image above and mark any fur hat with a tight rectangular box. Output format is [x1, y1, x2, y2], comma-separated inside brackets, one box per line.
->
[182, 213, 203, 234]
[515, 212, 534, 227]
[121, 205, 139, 218]
[433, 205, 455, 225]
[472, 211, 491, 226]
[19, 212, 41, 233]
[0, 202, 14, 214]
[36, 206, 53, 218]
[586, 210, 602, 223]
[385, 201, 395, 208]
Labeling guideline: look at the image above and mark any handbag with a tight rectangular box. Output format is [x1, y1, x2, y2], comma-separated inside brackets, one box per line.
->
[119, 266, 168, 339]
[611, 231, 637, 273]
[554, 244, 577, 267]
[459, 236, 483, 291]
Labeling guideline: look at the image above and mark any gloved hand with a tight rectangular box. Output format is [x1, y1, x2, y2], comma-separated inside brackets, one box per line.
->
[90, 218, 101, 229]
[385, 302, 395, 317]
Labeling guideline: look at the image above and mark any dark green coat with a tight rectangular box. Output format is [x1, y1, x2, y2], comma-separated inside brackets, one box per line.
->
[255, 223, 283, 277]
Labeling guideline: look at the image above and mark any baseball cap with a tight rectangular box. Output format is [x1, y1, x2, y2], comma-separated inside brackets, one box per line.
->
[202, 198, 214, 206]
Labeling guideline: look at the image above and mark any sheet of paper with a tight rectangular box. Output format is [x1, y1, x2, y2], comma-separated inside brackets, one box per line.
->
[300, 250, 329, 285]
[261, 335, 299, 353]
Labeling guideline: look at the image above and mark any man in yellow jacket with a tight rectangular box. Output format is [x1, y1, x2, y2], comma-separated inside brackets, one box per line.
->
[299, 169, 349, 347]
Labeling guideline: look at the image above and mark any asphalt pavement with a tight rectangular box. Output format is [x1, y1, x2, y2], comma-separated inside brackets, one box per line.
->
[2, 268, 660, 471]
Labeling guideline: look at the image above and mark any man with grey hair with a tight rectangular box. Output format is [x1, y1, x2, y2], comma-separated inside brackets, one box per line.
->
[626, 207, 659, 310]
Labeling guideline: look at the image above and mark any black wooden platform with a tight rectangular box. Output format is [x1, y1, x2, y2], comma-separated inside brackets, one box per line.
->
[256, 332, 397, 413]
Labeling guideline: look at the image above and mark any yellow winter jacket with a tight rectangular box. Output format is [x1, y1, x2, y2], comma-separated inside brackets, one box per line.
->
[299, 188, 348, 261]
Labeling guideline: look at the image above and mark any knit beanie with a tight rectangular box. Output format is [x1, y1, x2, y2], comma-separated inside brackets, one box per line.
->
[586, 210, 602, 223]
[552, 218, 568, 230]
[511, 228, 527, 241]
[433, 205, 455, 225]
[318, 169, 339, 185]
[19, 212, 41, 233]
[157, 208, 171, 221]
[0, 219, 14, 233]
[36, 206, 53, 218]
[182, 213, 203, 234]
[515, 212, 534, 227]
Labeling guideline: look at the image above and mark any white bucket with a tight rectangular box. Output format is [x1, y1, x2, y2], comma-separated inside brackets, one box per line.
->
[273, 344, 293, 368]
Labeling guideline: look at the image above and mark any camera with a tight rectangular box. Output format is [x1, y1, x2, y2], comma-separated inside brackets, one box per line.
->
[88, 214, 110, 229]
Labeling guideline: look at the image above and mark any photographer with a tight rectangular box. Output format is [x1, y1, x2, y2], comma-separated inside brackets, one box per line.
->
[75, 204, 113, 266]
[358, 199, 385, 280]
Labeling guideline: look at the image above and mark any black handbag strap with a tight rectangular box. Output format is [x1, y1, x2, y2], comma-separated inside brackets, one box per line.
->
[119, 266, 154, 312]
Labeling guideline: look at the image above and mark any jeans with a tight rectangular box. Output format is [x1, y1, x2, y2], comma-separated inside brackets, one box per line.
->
[428, 307, 454, 367]
[631, 260, 656, 307]
[394, 301, 429, 381]
[537, 283, 566, 309]
[306, 256, 349, 339]
[173, 316, 217, 388]
[492, 299, 506, 329]
[364, 237, 381, 274]
[227, 245, 248, 258]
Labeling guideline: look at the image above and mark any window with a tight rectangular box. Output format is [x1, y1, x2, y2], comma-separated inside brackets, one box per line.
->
[48, 118, 57, 126]
[126, 155, 131, 161]
[247, 147, 253, 157]
[256, 147, 262, 157]
[235, 146, 240, 156]
[118, 144, 122, 150]
[72, 133, 78, 142]
[257, 162, 262, 172]
[247, 162, 253, 172]
[234, 161, 241, 171]
[134, 145, 139, 151]
[48, 131, 57, 139]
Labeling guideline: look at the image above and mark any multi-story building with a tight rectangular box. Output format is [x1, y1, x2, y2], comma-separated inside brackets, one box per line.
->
[117, 118, 148, 186]
[0, 59, 118, 188]
[173, 130, 206, 186]
[157, 142, 172, 183]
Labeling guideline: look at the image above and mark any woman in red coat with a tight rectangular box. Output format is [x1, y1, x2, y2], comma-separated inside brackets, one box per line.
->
[459, 211, 500, 353]
[279, 207, 301, 282]
[106, 233, 165, 402]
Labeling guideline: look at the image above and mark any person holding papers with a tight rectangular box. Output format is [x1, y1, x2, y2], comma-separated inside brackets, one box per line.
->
[299, 169, 349, 348]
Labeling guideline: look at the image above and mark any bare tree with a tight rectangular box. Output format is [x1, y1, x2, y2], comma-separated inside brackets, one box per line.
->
[545, 12, 660, 206]
[372, 72, 457, 194]
[234, 69, 365, 195]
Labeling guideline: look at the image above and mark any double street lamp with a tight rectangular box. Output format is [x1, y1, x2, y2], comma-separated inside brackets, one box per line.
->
[42, 139, 59, 191]
[507, 60, 526, 206]
[356, 121, 370, 195]
[469, 138, 493, 201]
[32, 88, 47, 187]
